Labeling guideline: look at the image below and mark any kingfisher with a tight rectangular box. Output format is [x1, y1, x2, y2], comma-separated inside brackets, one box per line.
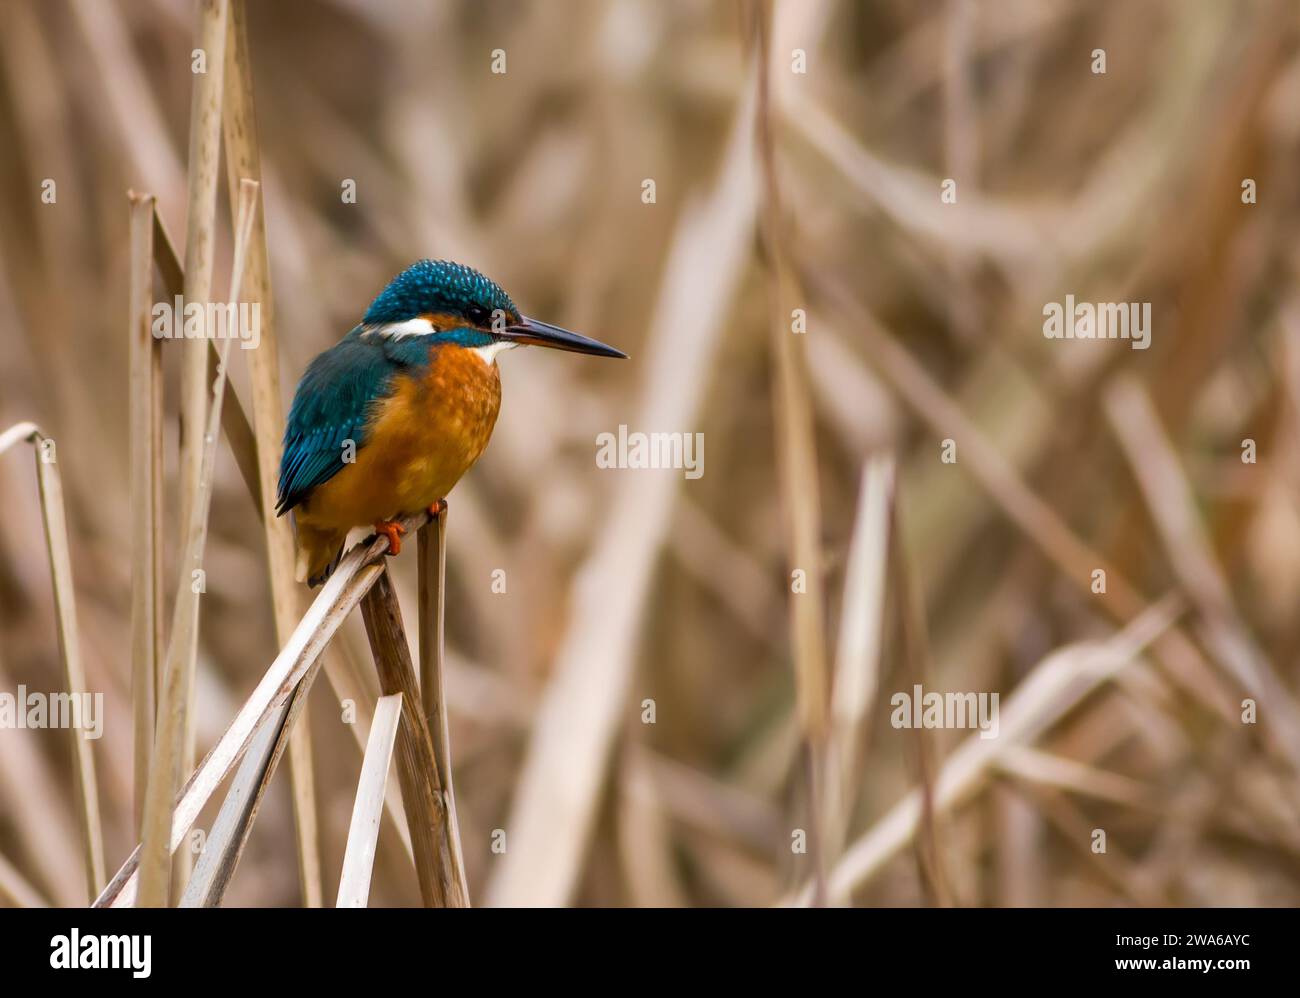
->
[276, 259, 626, 586]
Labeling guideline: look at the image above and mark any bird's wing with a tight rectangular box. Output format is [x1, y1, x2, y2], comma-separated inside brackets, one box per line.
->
[276, 332, 405, 516]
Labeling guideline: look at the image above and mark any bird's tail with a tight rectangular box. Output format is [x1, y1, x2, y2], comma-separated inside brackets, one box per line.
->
[294, 521, 348, 587]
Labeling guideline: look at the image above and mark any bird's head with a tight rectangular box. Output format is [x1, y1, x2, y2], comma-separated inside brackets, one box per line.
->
[360, 259, 626, 361]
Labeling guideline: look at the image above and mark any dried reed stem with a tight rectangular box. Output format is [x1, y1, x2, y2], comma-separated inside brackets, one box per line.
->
[171, 0, 228, 903]
[127, 191, 163, 836]
[753, 0, 830, 901]
[0, 423, 106, 902]
[136, 178, 257, 907]
[179, 694, 296, 906]
[889, 493, 954, 907]
[336, 694, 403, 907]
[152, 211, 264, 521]
[222, 0, 321, 907]
[177, 0, 228, 540]
[824, 455, 893, 881]
[94, 513, 429, 908]
[418, 506, 469, 898]
[360, 567, 468, 908]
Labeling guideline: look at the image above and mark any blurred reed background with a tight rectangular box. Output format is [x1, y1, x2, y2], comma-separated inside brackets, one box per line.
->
[2, 0, 1300, 907]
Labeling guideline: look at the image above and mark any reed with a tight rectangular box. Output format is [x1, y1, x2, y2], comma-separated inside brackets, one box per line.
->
[95, 512, 430, 908]
[171, 3, 230, 904]
[360, 566, 469, 907]
[336, 694, 403, 908]
[0, 423, 105, 902]
[222, 0, 322, 907]
[136, 178, 259, 907]
[127, 192, 163, 837]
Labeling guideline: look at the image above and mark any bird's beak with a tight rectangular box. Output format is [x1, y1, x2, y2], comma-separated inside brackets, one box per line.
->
[502, 316, 627, 358]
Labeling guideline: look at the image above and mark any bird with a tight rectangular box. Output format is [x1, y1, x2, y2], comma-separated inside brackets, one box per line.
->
[276, 259, 626, 586]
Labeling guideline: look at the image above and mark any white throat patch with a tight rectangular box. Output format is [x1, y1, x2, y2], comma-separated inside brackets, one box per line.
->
[472, 340, 518, 365]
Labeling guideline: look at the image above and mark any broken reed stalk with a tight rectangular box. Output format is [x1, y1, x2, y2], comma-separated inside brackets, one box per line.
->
[418, 506, 470, 894]
[222, 0, 321, 906]
[127, 191, 163, 836]
[153, 211, 263, 520]
[136, 180, 258, 907]
[336, 693, 403, 907]
[0, 422, 105, 902]
[360, 566, 469, 908]
[321, 649, 417, 867]
[35, 435, 107, 901]
[94, 513, 427, 908]
[179, 690, 301, 906]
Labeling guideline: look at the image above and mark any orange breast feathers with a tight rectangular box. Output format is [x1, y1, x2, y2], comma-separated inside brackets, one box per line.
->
[296, 345, 502, 532]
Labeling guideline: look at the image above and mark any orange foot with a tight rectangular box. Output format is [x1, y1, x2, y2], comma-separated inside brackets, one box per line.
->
[373, 519, 406, 556]
[428, 499, 448, 519]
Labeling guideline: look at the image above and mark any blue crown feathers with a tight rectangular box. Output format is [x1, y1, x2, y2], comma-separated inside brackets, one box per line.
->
[362, 260, 518, 325]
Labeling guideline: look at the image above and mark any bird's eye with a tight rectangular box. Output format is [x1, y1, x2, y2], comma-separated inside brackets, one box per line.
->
[465, 304, 489, 326]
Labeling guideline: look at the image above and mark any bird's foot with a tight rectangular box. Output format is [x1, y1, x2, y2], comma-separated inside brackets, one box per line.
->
[428, 499, 447, 519]
[373, 519, 406, 556]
